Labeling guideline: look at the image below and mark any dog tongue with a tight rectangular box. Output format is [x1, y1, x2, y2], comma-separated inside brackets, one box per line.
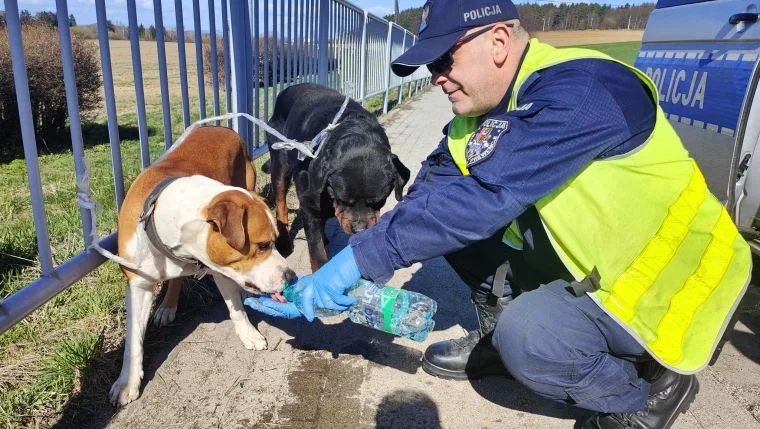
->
[271, 292, 286, 303]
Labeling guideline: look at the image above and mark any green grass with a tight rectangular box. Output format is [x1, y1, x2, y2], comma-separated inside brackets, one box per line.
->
[0, 115, 170, 427]
[0, 92, 239, 426]
[0, 80, 424, 427]
[0, 332, 104, 426]
[570, 40, 642, 66]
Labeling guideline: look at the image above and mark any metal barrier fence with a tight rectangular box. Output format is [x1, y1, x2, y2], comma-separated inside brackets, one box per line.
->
[0, 0, 430, 334]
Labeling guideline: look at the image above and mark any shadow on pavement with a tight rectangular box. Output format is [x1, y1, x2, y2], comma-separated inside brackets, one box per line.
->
[731, 312, 760, 366]
[399, 256, 479, 333]
[247, 311, 424, 375]
[468, 375, 593, 424]
[375, 389, 442, 429]
[244, 250, 482, 376]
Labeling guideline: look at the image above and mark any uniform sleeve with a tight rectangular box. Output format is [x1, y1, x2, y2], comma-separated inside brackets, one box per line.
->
[350, 63, 650, 282]
[403, 134, 462, 203]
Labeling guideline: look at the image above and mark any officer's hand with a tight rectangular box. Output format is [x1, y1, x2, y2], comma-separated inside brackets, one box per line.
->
[295, 246, 360, 321]
[244, 296, 302, 319]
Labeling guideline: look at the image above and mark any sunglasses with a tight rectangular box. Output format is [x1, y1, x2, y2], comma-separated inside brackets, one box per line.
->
[426, 24, 512, 75]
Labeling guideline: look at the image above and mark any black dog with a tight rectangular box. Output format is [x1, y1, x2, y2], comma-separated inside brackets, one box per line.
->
[266, 83, 410, 271]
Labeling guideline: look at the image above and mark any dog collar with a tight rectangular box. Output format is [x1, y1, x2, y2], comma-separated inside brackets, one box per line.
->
[271, 96, 351, 161]
[138, 176, 209, 279]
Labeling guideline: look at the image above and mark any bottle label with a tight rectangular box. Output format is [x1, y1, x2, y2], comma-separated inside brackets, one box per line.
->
[381, 287, 401, 332]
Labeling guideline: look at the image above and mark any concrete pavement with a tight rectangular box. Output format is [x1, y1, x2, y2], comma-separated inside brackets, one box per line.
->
[104, 86, 760, 429]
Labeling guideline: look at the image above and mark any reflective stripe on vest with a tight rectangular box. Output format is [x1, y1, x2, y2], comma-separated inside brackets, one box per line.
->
[446, 39, 752, 373]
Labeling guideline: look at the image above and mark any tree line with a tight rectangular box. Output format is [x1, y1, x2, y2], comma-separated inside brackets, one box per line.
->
[386, 3, 656, 34]
[0, 10, 187, 42]
[0, 9, 77, 28]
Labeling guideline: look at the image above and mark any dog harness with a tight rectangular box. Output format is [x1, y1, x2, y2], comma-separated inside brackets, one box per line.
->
[138, 176, 209, 279]
[79, 97, 350, 274]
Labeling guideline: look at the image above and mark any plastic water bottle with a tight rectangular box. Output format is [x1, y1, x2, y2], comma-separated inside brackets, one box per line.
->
[283, 279, 437, 342]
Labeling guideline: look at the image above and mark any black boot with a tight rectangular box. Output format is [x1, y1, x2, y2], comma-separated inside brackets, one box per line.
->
[582, 363, 699, 429]
[422, 294, 510, 380]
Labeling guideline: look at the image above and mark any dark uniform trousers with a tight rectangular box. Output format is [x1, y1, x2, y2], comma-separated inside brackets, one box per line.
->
[443, 207, 651, 413]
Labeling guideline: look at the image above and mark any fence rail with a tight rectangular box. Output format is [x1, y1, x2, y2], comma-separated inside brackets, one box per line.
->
[0, 0, 429, 334]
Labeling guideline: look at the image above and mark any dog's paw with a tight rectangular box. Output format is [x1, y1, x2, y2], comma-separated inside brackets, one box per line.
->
[237, 325, 268, 350]
[152, 305, 177, 327]
[109, 375, 142, 406]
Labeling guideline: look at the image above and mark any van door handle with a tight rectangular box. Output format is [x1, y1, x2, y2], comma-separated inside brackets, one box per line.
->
[729, 13, 759, 25]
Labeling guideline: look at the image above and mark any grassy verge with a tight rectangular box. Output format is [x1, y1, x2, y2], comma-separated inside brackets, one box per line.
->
[571, 40, 642, 65]
[0, 80, 423, 427]
[0, 102, 182, 427]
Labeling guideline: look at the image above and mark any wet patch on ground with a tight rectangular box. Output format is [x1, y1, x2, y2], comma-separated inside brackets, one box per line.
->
[283, 352, 365, 427]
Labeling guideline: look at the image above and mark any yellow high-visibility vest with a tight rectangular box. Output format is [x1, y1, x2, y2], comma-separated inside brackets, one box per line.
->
[447, 39, 751, 373]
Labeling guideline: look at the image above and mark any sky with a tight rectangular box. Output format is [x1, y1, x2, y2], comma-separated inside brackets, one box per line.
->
[8, 0, 649, 32]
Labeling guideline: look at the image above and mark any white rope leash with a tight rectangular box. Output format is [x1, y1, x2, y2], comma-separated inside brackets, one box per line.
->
[79, 97, 350, 272]
[270, 95, 350, 160]
[76, 164, 146, 273]
[162, 112, 304, 160]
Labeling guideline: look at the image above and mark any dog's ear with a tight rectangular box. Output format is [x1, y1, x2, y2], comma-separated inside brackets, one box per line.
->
[206, 200, 247, 251]
[308, 154, 331, 196]
[391, 154, 411, 201]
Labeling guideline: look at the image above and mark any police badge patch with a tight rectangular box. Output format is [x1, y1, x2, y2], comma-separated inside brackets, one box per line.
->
[466, 118, 510, 166]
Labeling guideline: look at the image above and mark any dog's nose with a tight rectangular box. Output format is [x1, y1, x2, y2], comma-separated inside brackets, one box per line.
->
[350, 220, 368, 233]
[283, 268, 297, 286]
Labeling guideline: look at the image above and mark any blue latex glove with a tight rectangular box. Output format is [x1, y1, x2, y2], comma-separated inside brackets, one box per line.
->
[295, 246, 361, 321]
[243, 295, 301, 319]
[244, 246, 361, 321]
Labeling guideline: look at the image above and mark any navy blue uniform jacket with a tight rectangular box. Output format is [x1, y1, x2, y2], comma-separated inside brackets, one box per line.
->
[350, 49, 656, 283]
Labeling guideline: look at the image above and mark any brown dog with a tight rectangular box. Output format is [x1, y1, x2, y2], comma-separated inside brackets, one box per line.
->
[110, 126, 295, 406]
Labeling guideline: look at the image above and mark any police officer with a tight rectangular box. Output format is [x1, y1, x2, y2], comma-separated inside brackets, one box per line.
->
[248, 1, 751, 428]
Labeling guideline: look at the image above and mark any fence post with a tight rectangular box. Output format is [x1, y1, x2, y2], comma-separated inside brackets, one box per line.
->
[0, 234, 117, 335]
[193, 0, 206, 120]
[397, 31, 407, 105]
[414, 34, 422, 95]
[56, 0, 95, 247]
[407, 36, 415, 98]
[228, 0, 253, 146]
[209, 0, 221, 122]
[4, 0, 54, 275]
[153, 0, 174, 149]
[174, 0, 191, 129]
[95, 0, 126, 210]
[359, 11, 368, 102]
[126, 0, 150, 169]
[222, 1, 232, 127]
[246, 1, 255, 145]
[382, 21, 393, 114]
[317, 0, 330, 85]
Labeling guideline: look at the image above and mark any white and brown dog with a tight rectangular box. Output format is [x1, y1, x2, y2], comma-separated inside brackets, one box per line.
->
[109, 126, 295, 406]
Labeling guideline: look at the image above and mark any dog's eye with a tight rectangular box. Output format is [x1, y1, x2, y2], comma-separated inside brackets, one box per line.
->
[368, 199, 386, 210]
[257, 242, 271, 251]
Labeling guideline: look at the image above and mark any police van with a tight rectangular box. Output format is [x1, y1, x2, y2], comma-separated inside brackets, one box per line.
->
[636, 0, 759, 249]
[634, 0, 759, 349]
